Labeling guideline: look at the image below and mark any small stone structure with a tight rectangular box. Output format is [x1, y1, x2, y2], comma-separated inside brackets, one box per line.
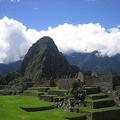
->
[77, 71, 120, 91]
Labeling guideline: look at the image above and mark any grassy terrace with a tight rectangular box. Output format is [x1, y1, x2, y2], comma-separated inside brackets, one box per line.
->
[24, 90, 45, 94]
[40, 94, 57, 97]
[85, 97, 113, 102]
[79, 106, 120, 113]
[0, 95, 83, 120]
[80, 89, 120, 113]
[88, 92, 106, 97]
[28, 87, 57, 90]
[28, 87, 51, 90]
[28, 86, 66, 91]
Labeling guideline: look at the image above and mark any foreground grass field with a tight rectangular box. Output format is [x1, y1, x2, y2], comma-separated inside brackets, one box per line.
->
[0, 95, 82, 120]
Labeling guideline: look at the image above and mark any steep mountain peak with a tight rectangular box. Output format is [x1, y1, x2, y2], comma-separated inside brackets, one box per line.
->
[29, 36, 59, 55]
[36, 36, 57, 48]
[20, 36, 79, 81]
[38, 36, 55, 44]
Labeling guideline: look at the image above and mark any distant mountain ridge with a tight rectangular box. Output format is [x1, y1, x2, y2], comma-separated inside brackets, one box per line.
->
[65, 51, 120, 73]
[0, 61, 22, 75]
[1, 48, 120, 75]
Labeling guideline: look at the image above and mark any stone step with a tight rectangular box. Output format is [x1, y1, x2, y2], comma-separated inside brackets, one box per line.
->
[85, 87, 100, 94]
[87, 93, 108, 100]
[85, 98, 115, 109]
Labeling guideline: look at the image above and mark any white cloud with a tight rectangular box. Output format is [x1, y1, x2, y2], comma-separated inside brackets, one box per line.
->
[10, 0, 20, 3]
[0, 16, 29, 63]
[0, 0, 20, 2]
[10, 0, 14, 2]
[27, 23, 120, 57]
[0, 16, 120, 63]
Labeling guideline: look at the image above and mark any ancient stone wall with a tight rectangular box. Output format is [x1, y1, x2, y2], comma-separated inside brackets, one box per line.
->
[88, 110, 120, 120]
[56, 71, 120, 92]
[0, 85, 9, 90]
[56, 78, 77, 89]
[84, 72, 113, 91]
[113, 75, 120, 90]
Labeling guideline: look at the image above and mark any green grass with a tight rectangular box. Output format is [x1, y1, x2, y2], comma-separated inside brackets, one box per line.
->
[79, 106, 120, 113]
[24, 90, 45, 94]
[0, 95, 83, 120]
[88, 92, 106, 97]
[81, 91, 120, 113]
[28, 87, 51, 90]
[85, 86, 98, 89]
[40, 94, 57, 97]
[51, 88, 67, 92]
[28, 86, 67, 93]
[85, 97, 113, 102]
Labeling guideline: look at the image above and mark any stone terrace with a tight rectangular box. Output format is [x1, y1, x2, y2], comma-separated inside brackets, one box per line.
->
[22, 85, 120, 120]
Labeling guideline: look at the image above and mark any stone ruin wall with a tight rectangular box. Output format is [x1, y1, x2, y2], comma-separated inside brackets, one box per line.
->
[56, 71, 120, 91]
[84, 72, 120, 93]
[112, 75, 120, 90]
[56, 78, 77, 89]
[32, 70, 120, 92]
[56, 71, 116, 90]
[84, 72, 113, 91]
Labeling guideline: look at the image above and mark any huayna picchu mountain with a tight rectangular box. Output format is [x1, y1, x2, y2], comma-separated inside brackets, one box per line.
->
[20, 36, 79, 81]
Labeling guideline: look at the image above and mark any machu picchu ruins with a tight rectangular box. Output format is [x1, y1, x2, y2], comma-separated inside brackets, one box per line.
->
[0, 36, 120, 120]
[0, 0, 120, 119]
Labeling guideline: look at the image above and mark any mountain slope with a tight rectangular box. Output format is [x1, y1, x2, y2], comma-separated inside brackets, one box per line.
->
[20, 36, 79, 81]
[65, 51, 120, 73]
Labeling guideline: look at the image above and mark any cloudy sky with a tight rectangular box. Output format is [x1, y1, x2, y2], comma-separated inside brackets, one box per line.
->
[0, 0, 120, 63]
